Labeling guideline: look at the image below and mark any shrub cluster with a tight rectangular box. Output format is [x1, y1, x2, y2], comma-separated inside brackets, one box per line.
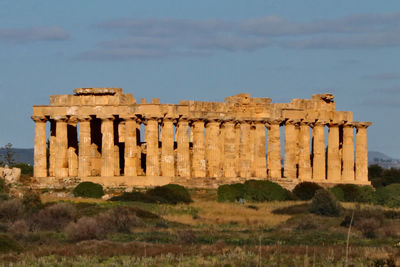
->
[110, 184, 192, 205]
[292, 182, 323, 200]
[309, 189, 342, 217]
[341, 205, 385, 238]
[329, 184, 375, 203]
[217, 180, 292, 203]
[375, 183, 400, 208]
[73, 182, 104, 199]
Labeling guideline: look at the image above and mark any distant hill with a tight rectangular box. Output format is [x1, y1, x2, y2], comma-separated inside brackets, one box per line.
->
[0, 148, 34, 165]
[369, 151, 400, 169]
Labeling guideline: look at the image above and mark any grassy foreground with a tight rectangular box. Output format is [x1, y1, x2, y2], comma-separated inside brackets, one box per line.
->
[0, 189, 399, 266]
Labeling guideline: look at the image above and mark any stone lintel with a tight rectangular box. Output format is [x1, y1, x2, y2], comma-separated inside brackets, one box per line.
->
[51, 115, 68, 121]
[354, 121, 372, 128]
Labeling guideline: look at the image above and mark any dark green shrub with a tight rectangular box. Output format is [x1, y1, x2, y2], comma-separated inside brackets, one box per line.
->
[0, 199, 24, 223]
[243, 180, 292, 202]
[356, 186, 376, 203]
[12, 163, 33, 176]
[341, 206, 385, 239]
[217, 183, 246, 202]
[0, 178, 6, 193]
[272, 203, 309, 215]
[329, 186, 344, 201]
[147, 184, 192, 204]
[35, 203, 77, 231]
[309, 189, 342, 217]
[0, 234, 23, 252]
[375, 183, 400, 208]
[292, 182, 323, 200]
[330, 184, 375, 203]
[22, 190, 42, 213]
[73, 182, 104, 198]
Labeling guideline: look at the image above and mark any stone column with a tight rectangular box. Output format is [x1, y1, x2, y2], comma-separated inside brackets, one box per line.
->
[266, 120, 282, 179]
[239, 121, 252, 178]
[176, 118, 190, 177]
[100, 115, 115, 177]
[54, 116, 69, 178]
[312, 120, 326, 180]
[298, 121, 311, 180]
[284, 119, 298, 178]
[234, 122, 241, 176]
[355, 122, 372, 182]
[145, 118, 160, 176]
[254, 121, 267, 178]
[342, 123, 355, 181]
[78, 116, 91, 177]
[327, 122, 341, 182]
[161, 118, 175, 177]
[68, 116, 78, 177]
[205, 119, 221, 178]
[49, 120, 56, 177]
[123, 116, 137, 176]
[32, 116, 47, 178]
[223, 120, 236, 177]
[192, 120, 206, 177]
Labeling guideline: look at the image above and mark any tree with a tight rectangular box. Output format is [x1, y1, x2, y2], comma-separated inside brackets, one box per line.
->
[1, 143, 15, 166]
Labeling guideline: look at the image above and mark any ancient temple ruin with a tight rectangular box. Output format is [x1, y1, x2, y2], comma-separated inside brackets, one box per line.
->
[32, 88, 371, 187]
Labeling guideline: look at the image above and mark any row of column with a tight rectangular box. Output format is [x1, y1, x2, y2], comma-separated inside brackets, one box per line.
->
[32, 115, 370, 183]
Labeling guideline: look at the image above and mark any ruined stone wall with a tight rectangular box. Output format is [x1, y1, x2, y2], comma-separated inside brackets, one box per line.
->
[32, 88, 372, 188]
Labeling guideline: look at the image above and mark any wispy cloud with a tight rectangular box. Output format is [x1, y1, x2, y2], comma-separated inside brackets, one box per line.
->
[0, 27, 69, 43]
[77, 13, 400, 60]
[363, 72, 400, 80]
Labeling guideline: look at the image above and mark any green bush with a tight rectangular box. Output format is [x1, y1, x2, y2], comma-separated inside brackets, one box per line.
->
[12, 163, 33, 176]
[217, 183, 246, 202]
[109, 191, 156, 203]
[329, 186, 344, 201]
[0, 178, 7, 194]
[309, 189, 342, 217]
[73, 182, 104, 199]
[244, 180, 292, 202]
[147, 184, 192, 204]
[375, 183, 400, 208]
[217, 180, 291, 203]
[330, 184, 375, 203]
[292, 182, 323, 200]
[0, 234, 23, 253]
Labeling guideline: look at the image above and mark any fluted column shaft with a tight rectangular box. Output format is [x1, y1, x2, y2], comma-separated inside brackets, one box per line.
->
[49, 120, 56, 177]
[55, 116, 69, 178]
[161, 119, 175, 177]
[176, 119, 190, 177]
[68, 117, 78, 177]
[100, 116, 115, 177]
[284, 120, 298, 178]
[312, 121, 326, 180]
[254, 122, 267, 178]
[78, 116, 91, 177]
[192, 120, 206, 177]
[327, 123, 341, 181]
[239, 122, 251, 178]
[223, 121, 236, 177]
[206, 120, 221, 178]
[32, 116, 47, 178]
[124, 117, 137, 176]
[267, 121, 281, 178]
[298, 122, 311, 180]
[342, 124, 355, 181]
[355, 123, 371, 182]
[145, 118, 160, 176]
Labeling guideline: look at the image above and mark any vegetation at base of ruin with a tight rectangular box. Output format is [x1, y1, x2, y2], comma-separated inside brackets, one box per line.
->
[292, 182, 323, 200]
[375, 184, 400, 208]
[0, 188, 399, 265]
[217, 180, 292, 203]
[73, 181, 105, 199]
[309, 189, 342, 217]
[369, 164, 400, 187]
[110, 184, 192, 205]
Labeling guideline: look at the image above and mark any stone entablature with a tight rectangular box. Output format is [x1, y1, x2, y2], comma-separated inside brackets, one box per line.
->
[32, 88, 372, 187]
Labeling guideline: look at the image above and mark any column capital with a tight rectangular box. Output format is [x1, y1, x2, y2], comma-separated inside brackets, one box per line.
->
[31, 115, 47, 122]
[299, 120, 312, 126]
[284, 119, 301, 126]
[354, 121, 372, 129]
[310, 120, 327, 128]
[97, 115, 115, 121]
[119, 115, 137, 121]
[343, 122, 354, 128]
[68, 116, 79, 124]
[265, 119, 283, 127]
[51, 115, 68, 122]
[77, 115, 92, 122]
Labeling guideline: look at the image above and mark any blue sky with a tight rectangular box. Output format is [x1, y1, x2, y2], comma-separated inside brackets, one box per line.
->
[1, 0, 400, 158]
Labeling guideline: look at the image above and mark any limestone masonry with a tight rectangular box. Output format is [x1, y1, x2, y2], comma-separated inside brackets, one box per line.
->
[32, 88, 372, 188]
